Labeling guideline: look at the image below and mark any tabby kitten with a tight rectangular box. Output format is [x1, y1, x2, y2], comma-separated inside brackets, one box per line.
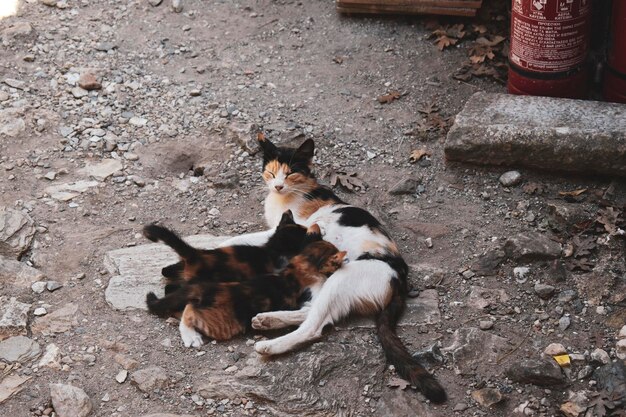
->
[143, 209, 313, 312]
[147, 225, 346, 344]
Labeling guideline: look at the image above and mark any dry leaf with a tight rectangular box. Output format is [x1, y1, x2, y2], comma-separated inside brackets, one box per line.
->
[378, 91, 401, 104]
[417, 102, 439, 115]
[523, 183, 543, 195]
[473, 24, 488, 34]
[333, 56, 343, 64]
[434, 34, 457, 51]
[559, 189, 587, 197]
[409, 148, 431, 163]
[387, 376, 410, 390]
[596, 207, 622, 235]
[329, 170, 365, 191]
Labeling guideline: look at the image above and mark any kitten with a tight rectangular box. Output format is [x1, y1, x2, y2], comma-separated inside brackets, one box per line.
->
[218, 136, 447, 403]
[143, 210, 315, 316]
[147, 225, 347, 343]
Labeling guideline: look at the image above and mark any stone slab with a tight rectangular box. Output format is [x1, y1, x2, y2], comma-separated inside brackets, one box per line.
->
[0, 256, 45, 288]
[104, 235, 230, 311]
[444, 92, 626, 177]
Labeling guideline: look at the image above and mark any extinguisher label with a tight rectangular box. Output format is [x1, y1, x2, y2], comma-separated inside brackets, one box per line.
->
[510, 0, 591, 73]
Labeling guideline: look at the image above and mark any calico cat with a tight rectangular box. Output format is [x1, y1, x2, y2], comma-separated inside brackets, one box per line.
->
[147, 224, 346, 344]
[213, 135, 447, 403]
[143, 209, 313, 309]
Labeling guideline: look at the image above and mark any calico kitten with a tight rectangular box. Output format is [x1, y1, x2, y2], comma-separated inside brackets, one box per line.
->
[143, 210, 312, 306]
[148, 225, 347, 343]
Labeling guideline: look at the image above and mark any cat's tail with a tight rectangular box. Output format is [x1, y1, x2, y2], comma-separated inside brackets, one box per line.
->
[146, 290, 188, 318]
[143, 224, 197, 261]
[376, 278, 447, 404]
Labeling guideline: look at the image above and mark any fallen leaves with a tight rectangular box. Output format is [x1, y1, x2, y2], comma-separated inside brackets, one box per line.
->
[387, 376, 410, 390]
[565, 235, 596, 272]
[597, 207, 623, 236]
[469, 35, 506, 64]
[329, 170, 365, 192]
[409, 148, 430, 163]
[429, 24, 466, 51]
[377, 91, 401, 104]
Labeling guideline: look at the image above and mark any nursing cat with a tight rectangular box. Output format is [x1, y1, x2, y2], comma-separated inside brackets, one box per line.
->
[146, 224, 346, 344]
[209, 135, 447, 403]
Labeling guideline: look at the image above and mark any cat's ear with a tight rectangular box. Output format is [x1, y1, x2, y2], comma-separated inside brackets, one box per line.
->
[306, 224, 321, 236]
[294, 139, 314, 162]
[333, 251, 348, 264]
[258, 132, 278, 159]
[277, 209, 295, 227]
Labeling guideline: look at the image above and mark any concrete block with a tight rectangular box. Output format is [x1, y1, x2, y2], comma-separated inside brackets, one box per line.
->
[445, 92, 626, 177]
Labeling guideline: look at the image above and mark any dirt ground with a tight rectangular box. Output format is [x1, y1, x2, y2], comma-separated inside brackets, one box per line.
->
[1, 0, 625, 416]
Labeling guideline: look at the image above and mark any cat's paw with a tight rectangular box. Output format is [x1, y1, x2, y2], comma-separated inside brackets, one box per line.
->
[251, 313, 281, 330]
[254, 340, 275, 355]
[180, 323, 204, 348]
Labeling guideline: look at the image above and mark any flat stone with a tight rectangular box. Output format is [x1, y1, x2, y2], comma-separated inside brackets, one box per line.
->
[558, 289, 578, 303]
[131, 366, 168, 392]
[0, 256, 45, 287]
[33, 307, 47, 316]
[115, 369, 128, 383]
[70, 87, 88, 98]
[45, 180, 99, 201]
[505, 358, 565, 386]
[50, 383, 92, 417]
[559, 316, 571, 331]
[444, 92, 626, 177]
[534, 283, 556, 299]
[442, 327, 509, 376]
[3, 78, 25, 90]
[31, 281, 47, 293]
[31, 303, 78, 335]
[129, 116, 147, 127]
[471, 249, 505, 276]
[78, 159, 123, 181]
[388, 177, 420, 195]
[0, 374, 30, 404]
[225, 122, 260, 155]
[0, 297, 31, 341]
[114, 353, 139, 370]
[2, 22, 35, 42]
[0, 108, 26, 137]
[544, 343, 567, 356]
[78, 72, 101, 90]
[0, 207, 36, 259]
[104, 234, 229, 310]
[468, 286, 510, 310]
[590, 348, 610, 365]
[471, 388, 503, 408]
[0, 336, 40, 362]
[46, 281, 62, 292]
[499, 171, 522, 187]
[479, 320, 494, 330]
[503, 232, 562, 261]
[412, 343, 444, 366]
[38, 343, 61, 369]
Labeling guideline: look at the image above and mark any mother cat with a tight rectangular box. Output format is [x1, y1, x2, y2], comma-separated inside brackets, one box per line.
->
[200, 135, 446, 402]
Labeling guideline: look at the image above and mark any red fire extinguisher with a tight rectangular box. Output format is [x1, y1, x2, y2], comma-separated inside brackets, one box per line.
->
[508, 0, 593, 99]
[603, 0, 626, 103]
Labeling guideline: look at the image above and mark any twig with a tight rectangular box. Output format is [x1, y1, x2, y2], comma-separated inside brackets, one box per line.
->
[496, 326, 533, 365]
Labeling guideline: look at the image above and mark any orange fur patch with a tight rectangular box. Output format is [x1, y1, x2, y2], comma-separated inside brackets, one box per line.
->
[182, 291, 245, 341]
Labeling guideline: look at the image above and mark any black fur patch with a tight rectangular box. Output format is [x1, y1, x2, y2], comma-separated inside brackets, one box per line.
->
[334, 206, 390, 238]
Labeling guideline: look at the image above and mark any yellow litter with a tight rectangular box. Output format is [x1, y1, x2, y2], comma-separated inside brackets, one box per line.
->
[553, 354, 571, 367]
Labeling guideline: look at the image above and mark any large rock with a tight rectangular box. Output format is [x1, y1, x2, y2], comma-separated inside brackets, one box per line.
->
[0, 297, 30, 341]
[0, 256, 45, 288]
[31, 303, 78, 335]
[0, 374, 30, 404]
[0, 207, 36, 259]
[443, 327, 509, 376]
[197, 338, 386, 416]
[506, 358, 566, 386]
[0, 336, 40, 362]
[45, 180, 99, 202]
[49, 383, 92, 417]
[503, 232, 562, 261]
[104, 234, 228, 310]
[78, 159, 123, 181]
[0, 108, 26, 138]
[131, 366, 168, 392]
[445, 92, 626, 177]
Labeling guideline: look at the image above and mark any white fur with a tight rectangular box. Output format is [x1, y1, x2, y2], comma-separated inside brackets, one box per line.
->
[218, 228, 275, 247]
[255, 259, 395, 355]
[179, 320, 204, 348]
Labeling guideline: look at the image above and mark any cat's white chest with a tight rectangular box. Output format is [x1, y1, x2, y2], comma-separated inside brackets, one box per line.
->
[264, 193, 291, 227]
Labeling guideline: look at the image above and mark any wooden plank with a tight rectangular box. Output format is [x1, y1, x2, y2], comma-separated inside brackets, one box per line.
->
[337, 0, 482, 8]
[337, 5, 478, 16]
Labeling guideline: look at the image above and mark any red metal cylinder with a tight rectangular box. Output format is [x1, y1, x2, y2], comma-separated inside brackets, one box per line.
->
[508, 0, 593, 98]
[603, 0, 626, 103]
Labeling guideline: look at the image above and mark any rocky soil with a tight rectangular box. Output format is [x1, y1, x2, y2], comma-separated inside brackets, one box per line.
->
[1, 0, 625, 416]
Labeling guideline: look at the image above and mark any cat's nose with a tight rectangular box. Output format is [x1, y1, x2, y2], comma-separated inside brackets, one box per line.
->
[275, 185, 284, 192]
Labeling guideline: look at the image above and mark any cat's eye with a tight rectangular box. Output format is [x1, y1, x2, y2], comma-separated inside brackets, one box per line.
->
[265, 171, 275, 178]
